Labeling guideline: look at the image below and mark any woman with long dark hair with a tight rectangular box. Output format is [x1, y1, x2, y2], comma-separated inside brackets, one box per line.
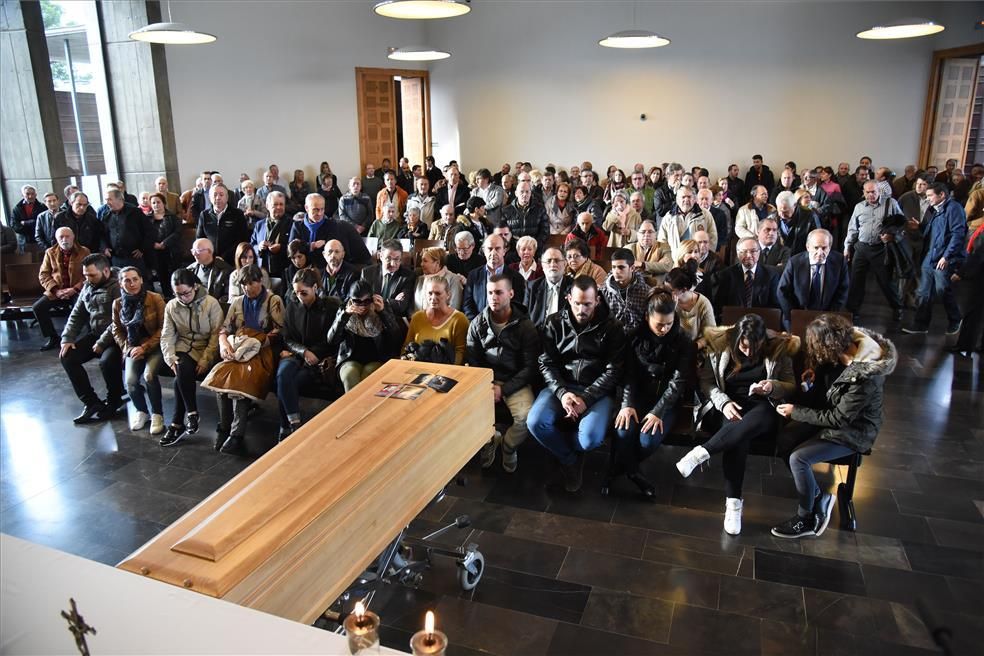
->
[326, 279, 404, 391]
[771, 315, 896, 538]
[675, 314, 797, 534]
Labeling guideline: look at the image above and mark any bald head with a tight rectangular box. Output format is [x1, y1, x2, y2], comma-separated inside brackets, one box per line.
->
[192, 238, 215, 265]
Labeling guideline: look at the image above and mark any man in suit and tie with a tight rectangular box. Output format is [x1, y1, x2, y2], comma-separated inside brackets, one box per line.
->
[360, 239, 415, 319]
[436, 168, 470, 217]
[463, 234, 527, 320]
[709, 237, 781, 320]
[777, 229, 850, 329]
[756, 217, 790, 269]
[527, 247, 573, 328]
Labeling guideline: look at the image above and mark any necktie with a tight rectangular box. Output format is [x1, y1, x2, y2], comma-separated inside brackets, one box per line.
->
[808, 264, 823, 309]
[382, 273, 392, 297]
[761, 246, 770, 262]
[744, 269, 754, 307]
[546, 285, 557, 315]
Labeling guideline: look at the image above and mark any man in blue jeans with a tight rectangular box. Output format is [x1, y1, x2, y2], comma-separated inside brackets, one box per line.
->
[902, 182, 967, 336]
[529, 275, 626, 492]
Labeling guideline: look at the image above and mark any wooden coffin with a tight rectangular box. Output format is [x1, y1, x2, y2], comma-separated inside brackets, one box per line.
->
[118, 360, 493, 624]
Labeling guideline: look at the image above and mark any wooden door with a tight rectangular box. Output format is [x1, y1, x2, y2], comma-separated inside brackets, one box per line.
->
[400, 77, 425, 169]
[356, 70, 397, 172]
[928, 58, 979, 168]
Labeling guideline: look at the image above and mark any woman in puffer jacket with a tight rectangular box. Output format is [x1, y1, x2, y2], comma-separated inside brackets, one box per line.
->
[770, 314, 896, 539]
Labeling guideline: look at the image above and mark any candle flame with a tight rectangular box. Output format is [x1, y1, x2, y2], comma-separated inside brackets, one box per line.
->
[425, 610, 435, 635]
[354, 601, 365, 619]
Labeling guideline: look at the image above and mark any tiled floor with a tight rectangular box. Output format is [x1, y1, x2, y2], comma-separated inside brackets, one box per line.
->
[1, 300, 981, 656]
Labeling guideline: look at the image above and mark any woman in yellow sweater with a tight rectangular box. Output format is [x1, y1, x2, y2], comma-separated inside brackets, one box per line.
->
[402, 275, 470, 364]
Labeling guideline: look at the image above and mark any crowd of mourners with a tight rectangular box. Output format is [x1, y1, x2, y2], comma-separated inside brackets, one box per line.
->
[4, 152, 983, 540]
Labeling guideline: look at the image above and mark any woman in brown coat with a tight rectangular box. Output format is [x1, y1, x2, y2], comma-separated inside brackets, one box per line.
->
[98, 266, 166, 434]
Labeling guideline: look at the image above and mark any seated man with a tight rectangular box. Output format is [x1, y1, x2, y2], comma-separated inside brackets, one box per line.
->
[778, 228, 849, 329]
[628, 220, 673, 287]
[564, 237, 607, 286]
[322, 239, 357, 300]
[757, 217, 791, 269]
[527, 247, 573, 328]
[186, 238, 233, 303]
[693, 229, 722, 281]
[360, 238, 415, 318]
[338, 176, 374, 234]
[367, 202, 405, 240]
[59, 253, 123, 423]
[463, 234, 526, 320]
[601, 248, 651, 333]
[528, 276, 626, 492]
[36, 227, 91, 350]
[446, 230, 486, 286]
[467, 274, 541, 473]
[709, 237, 780, 319]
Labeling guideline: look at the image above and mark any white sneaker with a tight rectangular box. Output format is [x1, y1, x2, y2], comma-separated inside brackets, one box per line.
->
[675, 446, 710, 478]
[149, 414, 165, 435]
[129, 411, 149, 431]
[724, 497, 743, 535]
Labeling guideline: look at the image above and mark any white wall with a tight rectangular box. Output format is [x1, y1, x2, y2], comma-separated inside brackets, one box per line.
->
[165, 1, 426, 188]
[426, 1, 984, 177]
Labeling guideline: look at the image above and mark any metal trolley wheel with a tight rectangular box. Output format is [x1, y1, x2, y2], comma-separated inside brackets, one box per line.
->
[457, 548, 484, 591]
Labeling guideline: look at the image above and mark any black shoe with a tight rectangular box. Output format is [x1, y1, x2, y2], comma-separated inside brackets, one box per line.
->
[946, 320, 962, 336]
[220, 435, 246, 455]
[97, 398, 124, 420]
[771, 514, 816, 539]
[812, 492, 836, 537]
[213, 430, 230, 452]
[893, 309, 904, 322]
[247, 401, 260, 419]
[560, 454, 584, 493]
[40, 337, 58, 351]
[278, 424, 298, 443]
[159, 425, 185, 448]
[185, 413, 200, 435]
[901, 325, 929, 335]
[73, 403, 106, 425]
[627, 472, 657, 500]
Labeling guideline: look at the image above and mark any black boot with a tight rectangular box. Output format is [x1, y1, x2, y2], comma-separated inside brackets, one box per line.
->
[213, 429, 230, 452]
[39, 336, 58, 351]
[626, 472, 657, 500]
[73, 402, 106, 425]
[600, 462, 623, 497]
[220, 435, 247, 456]
[560, 454, 584, 493]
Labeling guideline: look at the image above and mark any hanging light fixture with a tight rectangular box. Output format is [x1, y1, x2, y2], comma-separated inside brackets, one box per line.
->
[129, 0, 215, 44]
[856, 18, 944, 40]
[599, 2, 669, 49]
[387, 46, 451, 61]
[373, 0, 470, 20]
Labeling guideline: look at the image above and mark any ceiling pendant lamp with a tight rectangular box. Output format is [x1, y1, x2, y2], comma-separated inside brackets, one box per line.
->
[599, 29, 670, 49]
[373, 0, 470, 20]
[129, 0, 215, 44]
[856, 18, 944, 40]
[387, 46, 451, 61]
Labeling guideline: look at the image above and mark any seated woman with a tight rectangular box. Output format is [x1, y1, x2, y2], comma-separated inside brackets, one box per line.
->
[509, 236, 543, 283]
[159, 269, 225, 447]
[277, 268, 341, 440]
[771, 314, 896, 538]
[675, 314, 797, 535]
[608, 290, 696, 498]
[237, 179, 267, 225]
[403, 275, 470, 365]
[201, 264, 284, 454]
[100, 266, 166, 434]
[664, 265, 716, 343]
[284, 239, 319, 290]
[229, 242, 271, 301]
[413, 247, 463, 312]
[326, 279, 404, 392]
[399, 206, 429, 240]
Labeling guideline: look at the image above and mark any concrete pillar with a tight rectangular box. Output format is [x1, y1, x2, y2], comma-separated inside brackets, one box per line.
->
[99, 0, 179, 196]
[0, 0, 72, 212]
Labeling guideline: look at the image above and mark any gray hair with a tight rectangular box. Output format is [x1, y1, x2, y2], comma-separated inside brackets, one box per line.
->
[454, 230, 475, 247]
[266, 190, 285, 204]
[106, 189, 124, 201]
[516, 235, 537, 251]
[775, 190, 796, 210]
[666, 162, 684, 174]
[807, 228, 833, 246]
[612, 190, 629, 204]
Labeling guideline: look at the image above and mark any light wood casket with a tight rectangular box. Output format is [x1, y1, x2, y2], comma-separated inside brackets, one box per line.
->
[118, 360, 493, 624]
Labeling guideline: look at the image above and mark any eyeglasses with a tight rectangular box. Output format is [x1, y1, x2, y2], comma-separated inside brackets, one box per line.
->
[351, 297, 372, 306]
[191, 248, 211, 255]
[176, 289, 196, 299]
[737, 249, 760, 255]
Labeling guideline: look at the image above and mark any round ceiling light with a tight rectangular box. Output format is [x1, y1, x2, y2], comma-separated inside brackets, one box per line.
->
[387, 46, 451, 61]
[373, 0, 470, 20]
[856, 18, 944, 40]
[599, 29, 670, 49]
[128, 22, 216, 44]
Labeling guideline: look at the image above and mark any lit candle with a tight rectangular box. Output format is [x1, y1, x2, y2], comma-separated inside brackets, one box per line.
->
[410, 611, 447, 656]
[343, 601, 380, 655]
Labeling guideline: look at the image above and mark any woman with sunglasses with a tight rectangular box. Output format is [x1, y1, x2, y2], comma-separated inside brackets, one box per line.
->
[326, 279, 404, 392]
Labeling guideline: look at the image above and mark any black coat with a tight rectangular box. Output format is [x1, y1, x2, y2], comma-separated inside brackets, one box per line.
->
[282, 294, 341, 361]
[102, 205, 154, 258]
[251, 216, 292, 276]
[777, 251, 850, 326]
[360, 264, 416, 318]
[10, 198, 45, 238]
[526, 275, 573, 327]
[710, 263, 780, 316]
[288, 217, 372, 269]
[502, 200, 549, 247]
[462, 265, 527, 320]
[776, 210, 817, 256]
[466, 303, 541, 397]
[186, 258, 233, 304]
[52, 208, 102, 254]
[622, 321, 696, 419]
[447, 251, 486, 278]
[153, 212, 183, 258]
[323, 260, 359, 301]
[759, 242, 791, 269]
[325, 303, 404, 367]
[744, 165, 776, 198]
[196, 207, 250, 264]
[539, 302, 626, 406]
[435, 184, 470, 216]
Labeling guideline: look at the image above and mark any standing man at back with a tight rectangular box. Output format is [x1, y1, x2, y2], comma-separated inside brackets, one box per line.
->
[844, 180, 905, 323]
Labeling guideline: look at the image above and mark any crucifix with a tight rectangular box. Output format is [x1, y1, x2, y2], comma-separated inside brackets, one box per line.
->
[61, 598, 97, 656]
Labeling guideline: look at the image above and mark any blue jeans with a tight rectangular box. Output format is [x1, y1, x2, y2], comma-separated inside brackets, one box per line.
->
[125, 348, 163, 415]
[276, 357, 321, 425]
[614, 407, 675, 474]
[778, 421, 856, 515]
[528, 389, 614, 465]
[914, 266, 961, 329]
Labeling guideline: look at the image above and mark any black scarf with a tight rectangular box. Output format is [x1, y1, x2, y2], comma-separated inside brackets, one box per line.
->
[120, 288, 147, 346]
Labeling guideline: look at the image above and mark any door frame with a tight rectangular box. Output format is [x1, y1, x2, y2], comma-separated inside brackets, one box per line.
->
[355, 67, 432, 171]
[918, 43, 984, 167]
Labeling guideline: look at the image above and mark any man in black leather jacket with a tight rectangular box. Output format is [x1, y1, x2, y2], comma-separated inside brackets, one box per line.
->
[528, 275, 626, 492]
[467, 274, 541, 473]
